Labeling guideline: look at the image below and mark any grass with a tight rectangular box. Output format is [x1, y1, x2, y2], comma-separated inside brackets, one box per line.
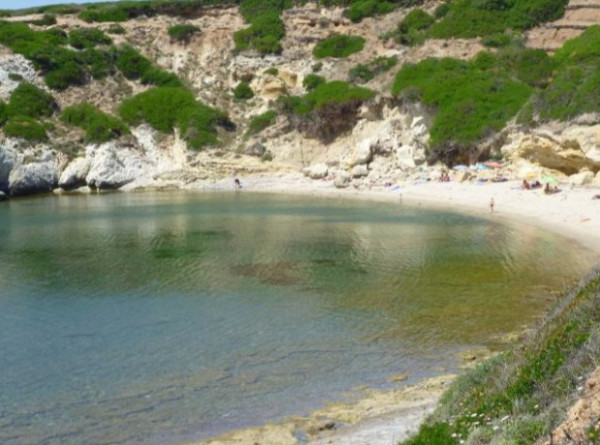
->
[401, 270, 600, 444]
[246, 109, 277, 136]
[60, 103, 129, 143]
[348, 56, 397, 83]
[313, 34, 365, 58]
[119, 86, 227, 149]
[3, 116, 48, 142]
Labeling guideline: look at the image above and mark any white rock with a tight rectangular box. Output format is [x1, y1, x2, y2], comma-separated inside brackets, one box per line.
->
[0, 54, 40, 101]
[308, 163, 328, 179]
[334, 171, 350, 188]
[351, 164, 369, 178]
[59, 157, 91, 190]
[354, 139, 373, 165]
[86, 143, 146, 189]
[569, 170, 594, 186]
[8, 160, 58, 196]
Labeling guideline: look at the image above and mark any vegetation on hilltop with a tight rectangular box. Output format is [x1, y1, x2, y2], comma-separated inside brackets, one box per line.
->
[61, 103, 130, 143]
[119, 87, 229, 149]
[401, 270, 600, 445]
[429, 0, 568, 39]
[279, 80, 374, 142]
[313, 34, 365, 59]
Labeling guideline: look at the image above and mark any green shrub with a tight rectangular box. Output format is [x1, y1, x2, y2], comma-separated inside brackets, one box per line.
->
[395, 9, 435, 45]
[106, 24, 126, 34]
[481, 32, 512, 47]
[141, 67, 182, 87]
[80, 48, 114, 79]
[68, 28, 112, 49]
[45, 61, 87, 90]
[0, 101, 7, 126]
[303, 74, 326, 91]
[3, 116, 48, 142]
[313, 34, 365, 58]
[27, 13, 57, 26]
[392, 57, 531, 156]
[168, 24, 200, 43]
[233, 81, 254, 100]
[286, 80, 375, 114]
[119, 86, 227, 149]
[0, 11, 11, 18]
[429, 0, 568, 39]
[247, 109, 277, 135]
[403, 422, 457, 445]
[61, 103, 129, 143]
[114, 45, 151, 79]
[79, 7, 129, 23]
[8, 73, 23, 81]
[348, 56, 397, 83]
[434, 3, 451, 18]
[346, 0, 395, 23]
[234, 11, 285, 54]
[264, 67, 278, 75]
[7, 83, 57, 119]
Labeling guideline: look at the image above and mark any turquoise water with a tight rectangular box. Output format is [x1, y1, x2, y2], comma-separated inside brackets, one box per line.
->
[0, 191, 595, 445]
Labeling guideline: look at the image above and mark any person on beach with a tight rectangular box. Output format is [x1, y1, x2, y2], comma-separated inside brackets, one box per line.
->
[521, 180, 530, 190]
[234, 178, 242, 190]
[490, 197, 495, 213]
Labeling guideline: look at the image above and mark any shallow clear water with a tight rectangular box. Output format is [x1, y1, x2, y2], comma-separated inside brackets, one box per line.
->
[0, 191, 595, 445]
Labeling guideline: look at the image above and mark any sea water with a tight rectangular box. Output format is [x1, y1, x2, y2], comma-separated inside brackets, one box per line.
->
[0, 191, 595, 445]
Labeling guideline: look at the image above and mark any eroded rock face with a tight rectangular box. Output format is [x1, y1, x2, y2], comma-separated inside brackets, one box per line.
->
[0, 54, 40, 101]
[8, 160, 59, 196]
[502, 130, 600, 175]
[59, 157, 91, 190]
[85, 143, 147, 190]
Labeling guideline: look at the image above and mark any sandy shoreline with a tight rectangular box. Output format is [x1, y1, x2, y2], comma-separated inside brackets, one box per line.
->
[173, 172, 600, 445]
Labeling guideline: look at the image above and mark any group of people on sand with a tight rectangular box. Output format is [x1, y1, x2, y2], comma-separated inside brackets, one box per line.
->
[438, 171, 451, 182]
[521, 179, 559, 194]
[521, 179, 542, 190]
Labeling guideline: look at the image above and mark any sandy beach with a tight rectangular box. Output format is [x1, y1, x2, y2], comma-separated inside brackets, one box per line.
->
[182, 173, 600, 445]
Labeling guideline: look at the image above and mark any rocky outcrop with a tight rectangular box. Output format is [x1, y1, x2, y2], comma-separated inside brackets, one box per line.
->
[502, 129, 600, 175]
[58, 157, 90, 190]
[8, 159, 59, 196]
[0, 54, 40, 101]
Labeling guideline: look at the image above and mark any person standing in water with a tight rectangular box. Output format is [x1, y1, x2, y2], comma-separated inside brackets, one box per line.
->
[234, 178, 242, 190]
[490, 197, 495, 213]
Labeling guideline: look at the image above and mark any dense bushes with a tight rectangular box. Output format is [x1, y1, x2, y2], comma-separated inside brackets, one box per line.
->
[61, 103, 129, 143]
[115, 45, 182, 87]
[234, 9, 285, 54]
[233, 81, 254, 100]
[348, 56, 397, 83]
[7, 83, 57, 119]
[68, 28, 112, 49]
[119, 87, 227, 149]
[313, 34, 365, 58]
[247, 109, 277, 135]
[302, 74, 326, 91]
[395, 9, 435, 45]
[429, 0, 568, 39]
[279, 80, 374, 141]
[392, 57, 531, 159]
[3, 116, 48, 142]
[168, 24, 200, 43]
[346, 0, 395, 23]
[526, 25, 600, 121]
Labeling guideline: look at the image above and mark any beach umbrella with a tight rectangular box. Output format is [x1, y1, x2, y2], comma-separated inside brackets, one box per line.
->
[452, 165, 469, 171]
[484, 161, 503, 169]
[541, 174, 558, 184]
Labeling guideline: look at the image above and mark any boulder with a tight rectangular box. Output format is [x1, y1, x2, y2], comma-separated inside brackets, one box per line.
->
[351, 164, 369, 178]
[569, 170, 595, 186]
[8, 160, 58, 196]
[0, 190, 6, 201]
[354, 139, 373, 165]
[308, 163, 328, 179]
[0, 141, 20, 191]
[59, 157, 90, 190]
[86, 143, 143, 189]
[334, 171, 350, 188]
[245, 142, 266, 157]
[453, 170, 471, 183]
